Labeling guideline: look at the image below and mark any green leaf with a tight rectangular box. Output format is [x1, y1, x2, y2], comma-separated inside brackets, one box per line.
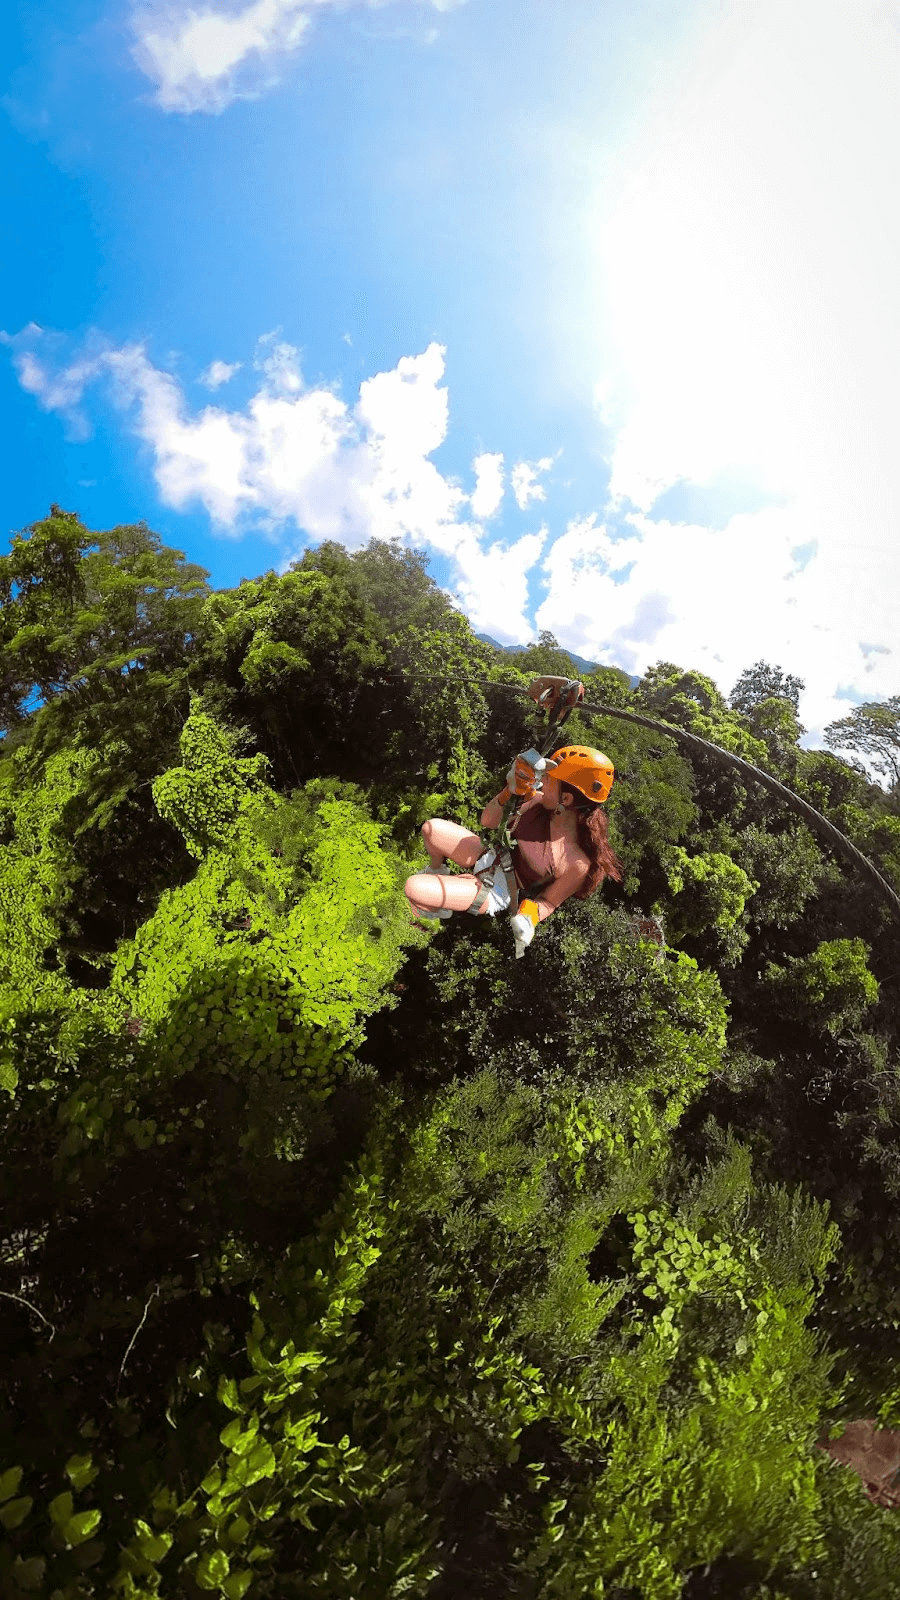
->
[135, 1519, 173, 1562]
[220, 1415, 259, 1453]
[65, 1453, 98, 1492]
[219, 1375, 241, 1412]
[284, 1351, 325, 1372]
[0, 1466, 23, 1503]
[227, 1514, 251, 1545]
[0, 1495, 32, 1529]
[195, 1548, 231, 1589]
[64, 1507, 103, 1546]
[49, 1489, 74, 1526]
[222, 1572, 254, 1599]
[11, 1556, 45, 1591]
[231, 1441, 275, 1489]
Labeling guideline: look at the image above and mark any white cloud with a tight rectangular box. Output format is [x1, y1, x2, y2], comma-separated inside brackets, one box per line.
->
[536, 507, 815, 680]
[0, 324, 110, 439]
[450, 525, 546, 643]
[130, 0, 463, 114]
[511, 455, 554, 510]
[253, 333, 304, 392]
[470, 451, 504, 520]
[4, 324, 465, 546]
[6, 323, 539, 641]
[563, 0, 900, 741]
[199, 358, 242, 389]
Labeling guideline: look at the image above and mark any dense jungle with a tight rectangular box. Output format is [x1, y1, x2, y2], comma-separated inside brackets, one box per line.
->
[2, 507, 900, 1599]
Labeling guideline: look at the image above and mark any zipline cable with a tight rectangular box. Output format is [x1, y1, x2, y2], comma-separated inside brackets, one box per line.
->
[385, 670, 900, 928]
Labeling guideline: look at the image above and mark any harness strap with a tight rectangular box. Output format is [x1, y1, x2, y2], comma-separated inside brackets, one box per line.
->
[498, 848, 519, 913]
[524, 871, 555, 900]
[464, 851, 556, 917]
[466, 880, 493, 915]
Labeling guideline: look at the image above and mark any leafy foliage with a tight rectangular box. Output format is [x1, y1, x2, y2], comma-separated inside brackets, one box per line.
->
[663, 845, 758, 965]
[1, 517, 900, 1597]
[730, 660, 805, 715]
[0, 507, 209, 739]
[824, 696, 900, 791]
[763, 939, 880, 1038]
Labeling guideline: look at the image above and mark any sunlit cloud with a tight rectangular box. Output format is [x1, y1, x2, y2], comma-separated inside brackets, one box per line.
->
[470, 452, 504, 520]
[199, 358, 242, 389]
[2, 323, 535, 642]
[566, 0, 900, 738]
[130, 0, 466, 114]
[511, 454, 554, 510]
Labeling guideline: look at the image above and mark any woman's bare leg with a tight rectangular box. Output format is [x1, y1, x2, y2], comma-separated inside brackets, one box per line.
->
[407, 818, 491, 916]
[405, 870, 489, 915]
[421, 818, 484, 870]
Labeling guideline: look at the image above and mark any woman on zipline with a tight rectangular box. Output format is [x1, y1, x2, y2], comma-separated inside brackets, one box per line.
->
[404, 744, 623, 955]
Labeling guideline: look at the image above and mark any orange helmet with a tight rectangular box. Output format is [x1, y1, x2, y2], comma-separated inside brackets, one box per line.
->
[546, 745, 615, 804]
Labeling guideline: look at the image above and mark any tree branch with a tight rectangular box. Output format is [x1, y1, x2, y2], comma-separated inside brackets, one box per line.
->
[117, 1284, 161, 1393]
[0, 1289, 56, 1341]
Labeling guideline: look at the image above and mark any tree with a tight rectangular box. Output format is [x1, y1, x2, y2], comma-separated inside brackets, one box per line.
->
[0, 507, 210, 739]
[296, 537, 456, 637]
[505, 629, 589, 679]
[638, 663, 767, 761]
[0, 512, 214, 966]
[4, 521, 900, 1600]
[730, 661, 805, 715]
[763, 937, 880, 1038]
[187, 565, 388, 789]
[824, 698, 900, 791]
[736, 694, 806, 779]
[662, 845, 758, 966]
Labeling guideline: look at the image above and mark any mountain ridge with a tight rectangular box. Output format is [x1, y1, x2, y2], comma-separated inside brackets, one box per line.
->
[476, 632, 640, 687]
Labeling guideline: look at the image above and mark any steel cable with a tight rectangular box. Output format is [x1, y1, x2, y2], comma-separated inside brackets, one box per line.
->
[383, 670, 900, 927]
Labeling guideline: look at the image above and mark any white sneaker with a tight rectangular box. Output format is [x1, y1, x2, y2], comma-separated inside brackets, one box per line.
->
[411, 903, 452, 921]
[425, 863, 452, 874]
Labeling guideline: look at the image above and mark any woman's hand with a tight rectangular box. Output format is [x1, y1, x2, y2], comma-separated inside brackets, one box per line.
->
[510, 899, 539, 958]
[506, 748, 546, 796]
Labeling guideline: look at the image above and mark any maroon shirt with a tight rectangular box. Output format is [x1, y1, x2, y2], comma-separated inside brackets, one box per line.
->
[506, 797, 592, 921]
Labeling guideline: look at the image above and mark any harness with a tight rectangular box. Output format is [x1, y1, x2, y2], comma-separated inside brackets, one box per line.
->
[465, 678, 584, 919]
[464, 845, 554, 917]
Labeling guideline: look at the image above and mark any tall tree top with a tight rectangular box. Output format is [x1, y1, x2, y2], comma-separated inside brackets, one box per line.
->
[730, 661, 805, 714]
[0, 507, 211, 736]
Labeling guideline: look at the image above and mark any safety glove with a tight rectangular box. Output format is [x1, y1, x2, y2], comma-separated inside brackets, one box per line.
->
[510, 899, 539, 959]
[505, 748, 546, 797]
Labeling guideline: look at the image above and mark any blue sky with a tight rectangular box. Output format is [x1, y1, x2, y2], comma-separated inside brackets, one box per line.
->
[2, 0, 899, 742]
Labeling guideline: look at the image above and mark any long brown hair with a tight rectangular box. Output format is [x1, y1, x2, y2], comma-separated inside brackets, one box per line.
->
[559, 782, 623, 898]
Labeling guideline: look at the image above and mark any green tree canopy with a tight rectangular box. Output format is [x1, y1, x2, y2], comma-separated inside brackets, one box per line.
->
[3, 522, 900, 1600]
[295, 537, 456, 637]
[730, 660, 805, 715]
[504, 629, 593, 679]
[0, 507, 210, 740]
[824, 697, 900, 791]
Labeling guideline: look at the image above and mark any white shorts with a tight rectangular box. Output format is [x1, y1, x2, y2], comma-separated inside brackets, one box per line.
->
[472, 849, 513, 916]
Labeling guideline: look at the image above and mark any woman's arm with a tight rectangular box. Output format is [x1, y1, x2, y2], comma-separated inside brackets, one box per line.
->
[480, 787, 510, 830]
[529, 849, 593, 922]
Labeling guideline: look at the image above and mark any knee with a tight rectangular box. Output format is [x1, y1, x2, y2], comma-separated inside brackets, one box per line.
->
[421, 819, 436, 848]
[405, 872, 431, 907]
